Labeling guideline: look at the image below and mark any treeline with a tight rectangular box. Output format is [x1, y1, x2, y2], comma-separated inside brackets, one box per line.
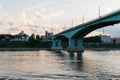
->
[27, 34, 51, 48]
[0, 34, 52, 48]
[83, 36, 102, 43]
[84, 43, 120, 48]
[0, 34, 120, 48]
[83, 36, 120, 48]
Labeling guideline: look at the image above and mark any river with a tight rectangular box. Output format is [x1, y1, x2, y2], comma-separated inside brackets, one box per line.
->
[0, 50, 120, 80]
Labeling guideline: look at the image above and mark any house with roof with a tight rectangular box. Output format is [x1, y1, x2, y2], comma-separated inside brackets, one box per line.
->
[10, 31, 30, 42]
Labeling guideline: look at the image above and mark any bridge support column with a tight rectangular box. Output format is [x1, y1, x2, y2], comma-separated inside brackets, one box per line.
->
[76, 38, 84, 51]
[51, 39, 62, 50]
[68, 38, 75, 48]
[77, 39, 83, 48]
[57, 39, 62, 49]
[67, 38, 84, 52]
[51, 39, 57, 49]
[67, 38, 75, 52]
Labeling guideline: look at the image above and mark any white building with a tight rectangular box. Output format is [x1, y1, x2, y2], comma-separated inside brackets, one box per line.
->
[10, 31, 29, 42]
[100, 35, 111, 43]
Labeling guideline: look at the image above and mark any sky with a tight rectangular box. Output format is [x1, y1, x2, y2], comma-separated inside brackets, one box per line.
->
[0, 0, 120, 37]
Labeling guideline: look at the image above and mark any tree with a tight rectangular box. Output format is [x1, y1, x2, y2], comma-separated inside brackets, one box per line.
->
[36, 35, 40, 40]
[84, 36, 102, 43]
[29, 33, 35, 41]
[28, 33, 36, 47]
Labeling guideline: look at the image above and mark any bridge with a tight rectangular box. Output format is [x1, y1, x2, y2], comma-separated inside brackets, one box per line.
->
[50, 9, 120, 52]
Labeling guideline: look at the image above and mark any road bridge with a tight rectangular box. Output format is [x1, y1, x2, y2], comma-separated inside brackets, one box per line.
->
[50, 9, 120, 52]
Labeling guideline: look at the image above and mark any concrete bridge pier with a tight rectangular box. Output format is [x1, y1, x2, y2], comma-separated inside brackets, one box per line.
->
[57, 39, 62, 49]
[76, 52, 83, 60]
[51, 39, 62, 50]
[68, 38, 75, 48]
[67, 38, 84, 52]
[77, 38, 83, 48]
[69, 52, 83, 61]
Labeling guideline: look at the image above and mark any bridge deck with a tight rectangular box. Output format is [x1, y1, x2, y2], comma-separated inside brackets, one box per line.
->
[51, 8, 120, 38]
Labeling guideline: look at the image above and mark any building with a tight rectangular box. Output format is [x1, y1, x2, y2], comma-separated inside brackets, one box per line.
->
[10, 31, 30, 42]
[45, 31, 53, 38]
[40, 31, 53, 41]
[100, 35, 111, 43]
[41, 35, 46, 39]
[111, 38, 120, 43]
[0, 34, 11, 41]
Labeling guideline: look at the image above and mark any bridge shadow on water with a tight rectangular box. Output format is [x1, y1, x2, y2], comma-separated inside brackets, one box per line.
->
[68, 52, 83, 71]
[52, 50, 83, 61]
[52, 50, 84, 72]
[52, 50, 65, 57]
[69, 52, 83, 60]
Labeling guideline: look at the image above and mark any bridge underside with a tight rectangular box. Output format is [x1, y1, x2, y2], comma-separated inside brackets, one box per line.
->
[74, 21, 120, 38]
[51, 21, 120, 52]
[51, 36, 84, 52]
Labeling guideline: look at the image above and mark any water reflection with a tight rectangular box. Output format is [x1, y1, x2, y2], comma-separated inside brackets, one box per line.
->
[68, 52, 83, 71]
[0, 50, 120, 80]
[52, 50, 64, 57]
[69, 52, 83, 61]
[52, 51, 84, 73]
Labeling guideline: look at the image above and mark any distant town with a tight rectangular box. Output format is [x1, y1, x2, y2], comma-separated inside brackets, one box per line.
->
[0, 30, 120, 48]
[0, 31, 53, 42]
[0, 31, 53, 48]
[0, 30, 120, 43]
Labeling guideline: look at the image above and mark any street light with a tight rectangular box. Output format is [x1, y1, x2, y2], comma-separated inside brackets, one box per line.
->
[99, 5, 101, 18]
[82, 14, 84, 24]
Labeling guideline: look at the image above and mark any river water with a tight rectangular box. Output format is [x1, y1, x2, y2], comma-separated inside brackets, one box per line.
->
[0, 50, 120, 80]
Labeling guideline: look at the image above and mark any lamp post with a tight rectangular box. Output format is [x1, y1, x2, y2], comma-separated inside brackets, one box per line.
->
[99, 0, 105, 43]
[72, 20, 74, 27]
[99, 5, 101, 18]
[82, 14, 84, 24]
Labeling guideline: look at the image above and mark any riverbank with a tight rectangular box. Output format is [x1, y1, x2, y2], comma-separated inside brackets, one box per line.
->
[0, 48, 51, 51]
[0, 47, 120, 51]
[85, 48, 120, 51]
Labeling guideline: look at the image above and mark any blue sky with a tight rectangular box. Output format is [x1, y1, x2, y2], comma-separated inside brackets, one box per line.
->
[0, 0, 120, 37]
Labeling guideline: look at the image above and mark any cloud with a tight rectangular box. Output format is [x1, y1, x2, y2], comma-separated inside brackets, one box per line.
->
[0, 6, 7, 25]
[7, 22, 14, 26]
[0, 2, 75, 36]
[15, 10, 63, 35]
[13, 23, 63, 36]
[35, 8, 64, 20]
[0, 6, 15, 27]
[38, 24, 63, 35]
[22, 2, 52, 14]
[16, 12, 34, 27]
[0, 1, 64, 35]
[0, 4, 112, 37]
[29, 28, 38, 33]
[12, 2, 64, 35]
[63, 4, 69, 7]
[7, 27, 20, 34]
[105, 6, 113, 13]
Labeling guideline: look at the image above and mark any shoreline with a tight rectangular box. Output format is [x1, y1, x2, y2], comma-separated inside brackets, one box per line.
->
[0, 48, 51, 51]
[85, 48, 120, 51]
[0, 47, 119, 51]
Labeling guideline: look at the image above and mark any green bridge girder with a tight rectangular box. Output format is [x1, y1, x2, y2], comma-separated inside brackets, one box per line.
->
[50, 9, 120, 51]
